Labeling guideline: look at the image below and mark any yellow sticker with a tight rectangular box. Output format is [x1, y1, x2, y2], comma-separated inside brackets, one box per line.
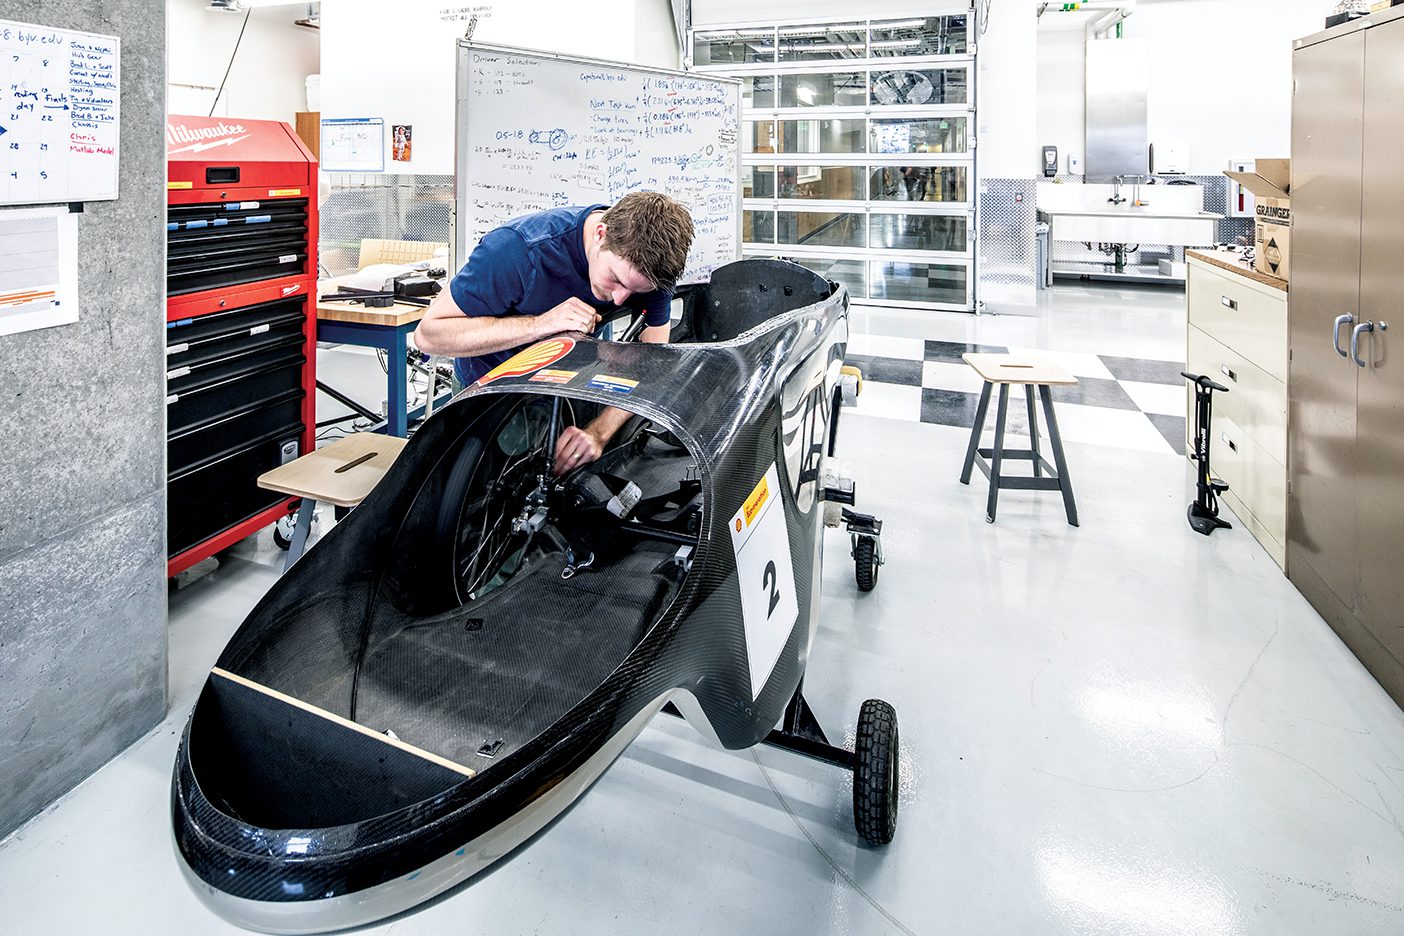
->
[269, 188, 302, 196]
[528, 369, 577, 385]
[742, 473, 770, 528]
[167, 181, 193, 189]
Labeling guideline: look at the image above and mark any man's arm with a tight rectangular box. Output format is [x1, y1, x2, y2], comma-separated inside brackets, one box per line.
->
[414, 289, 600, 358]
[552, 322, 669, 474]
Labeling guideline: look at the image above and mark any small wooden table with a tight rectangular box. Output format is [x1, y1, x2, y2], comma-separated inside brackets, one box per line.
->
[316, 295, 453, 437]
[257, 432, 408, 571]
[958, 353, 1080, 526]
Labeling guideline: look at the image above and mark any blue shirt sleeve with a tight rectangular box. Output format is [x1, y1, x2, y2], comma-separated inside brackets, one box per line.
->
[448, 228, 531, 318]
[641, 289, 672, 328]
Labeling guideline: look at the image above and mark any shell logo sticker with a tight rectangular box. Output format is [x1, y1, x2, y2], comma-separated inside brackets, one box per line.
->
[476, 338, 576, 386]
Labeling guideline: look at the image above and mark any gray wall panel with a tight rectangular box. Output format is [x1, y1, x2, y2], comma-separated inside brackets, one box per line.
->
[0, 493, 167, 830]
[0, 0, 166, 838]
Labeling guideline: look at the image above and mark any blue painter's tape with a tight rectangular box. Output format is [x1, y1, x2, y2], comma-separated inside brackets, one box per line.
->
[166, 222, 177, 231]
[244, 215, 272, 224]
[186, 220, 207, 229]
[213, 218, 228, 226]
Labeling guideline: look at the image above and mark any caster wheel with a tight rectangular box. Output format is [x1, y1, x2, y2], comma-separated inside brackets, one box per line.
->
[853, 699, 899, 845]
[854, 535, 878, 592]
[273, 514, 297, 550]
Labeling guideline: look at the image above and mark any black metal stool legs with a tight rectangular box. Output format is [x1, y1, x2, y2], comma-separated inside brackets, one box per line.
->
[959, 381, 1079, 528]
[1038, 385, 1079, 527]
[960, 381, 994, 485]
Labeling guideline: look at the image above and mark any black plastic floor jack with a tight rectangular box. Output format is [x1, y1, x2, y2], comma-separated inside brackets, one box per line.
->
[1182, 371, 1232, 536]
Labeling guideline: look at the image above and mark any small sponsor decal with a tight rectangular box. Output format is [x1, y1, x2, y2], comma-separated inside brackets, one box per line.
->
[278, 254, 297, 264]
[476, 338, 577, 386]
[741, 473, 770, 528]
[269, 188, 302, 196]
[587, 375, 639, 394]
[167, 181, 193, 190]
[528, 368, 577, 385]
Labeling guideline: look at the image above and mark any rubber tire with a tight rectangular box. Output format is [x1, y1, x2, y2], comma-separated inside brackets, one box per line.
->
[855, 536, 878, 592]
[853, 698, 899, 845]
[272, 526, 292, 551]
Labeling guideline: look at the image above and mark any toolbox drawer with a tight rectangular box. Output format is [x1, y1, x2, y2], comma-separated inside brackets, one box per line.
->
[167, 297, 305, 354]
[167, 198, 310, 295]
[167, 354, 304, 436]
[168, 391, 305, 477]
[168, 432, 301, 557]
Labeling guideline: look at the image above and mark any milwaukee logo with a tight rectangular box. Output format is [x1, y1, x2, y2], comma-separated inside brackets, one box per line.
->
[166, 121, 251, 154]
[281, 284, 301, 296]
[1257, 203, 1291, 224]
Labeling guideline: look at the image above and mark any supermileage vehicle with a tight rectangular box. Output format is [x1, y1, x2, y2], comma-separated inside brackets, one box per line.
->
[171, 258, 897, 933]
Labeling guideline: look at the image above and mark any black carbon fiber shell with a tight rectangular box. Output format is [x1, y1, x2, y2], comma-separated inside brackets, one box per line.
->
[172, 259, 849, 916]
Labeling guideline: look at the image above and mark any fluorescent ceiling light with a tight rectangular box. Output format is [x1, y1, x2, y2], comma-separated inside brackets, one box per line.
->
[873, 19, 928, 29]
[779, 23, 865, 35]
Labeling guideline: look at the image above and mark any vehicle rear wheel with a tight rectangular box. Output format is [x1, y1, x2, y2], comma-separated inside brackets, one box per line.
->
[853, 698, 898, 845]
[854, 535, 878, 592]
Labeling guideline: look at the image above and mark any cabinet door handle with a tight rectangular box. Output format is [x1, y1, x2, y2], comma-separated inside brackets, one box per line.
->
[1221, 295, 1238, 311]
[1220, 364, 1237, 382]
[1334, 313, 1355, 358]
[1351, 320, 1374, 368]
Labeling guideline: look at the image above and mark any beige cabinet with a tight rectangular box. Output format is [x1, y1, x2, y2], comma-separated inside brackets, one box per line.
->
[1185, 250, 1289, 567]
[1289, 10, 1404, 709]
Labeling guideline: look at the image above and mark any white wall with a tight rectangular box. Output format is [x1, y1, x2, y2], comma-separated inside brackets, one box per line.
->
[1037, 0, 1326, 177]
[1035, 27, 1085, 173]
[322, 0, 666, 175]
[977, 0, 1038, 178]
[637, 0, 683, 70]
[166, 0, 319, 124]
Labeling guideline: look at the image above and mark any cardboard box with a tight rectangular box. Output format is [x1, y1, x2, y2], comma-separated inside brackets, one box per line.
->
[1225, 159, 1291, 281]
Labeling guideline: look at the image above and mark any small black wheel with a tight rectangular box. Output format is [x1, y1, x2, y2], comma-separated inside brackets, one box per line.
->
[272, 526, 292, 550]
[853, 698, 898, 845]
[854, 536, 878, 592]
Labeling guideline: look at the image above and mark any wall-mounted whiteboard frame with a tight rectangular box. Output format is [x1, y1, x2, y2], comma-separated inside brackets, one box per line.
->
[454, 41, 742, 286]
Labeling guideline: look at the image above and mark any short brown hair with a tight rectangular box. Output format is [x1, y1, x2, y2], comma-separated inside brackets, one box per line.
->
[601, 192, 695, 293]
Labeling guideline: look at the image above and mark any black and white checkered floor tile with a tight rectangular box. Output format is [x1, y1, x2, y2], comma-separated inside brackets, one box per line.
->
[843, 336, 1188, 456]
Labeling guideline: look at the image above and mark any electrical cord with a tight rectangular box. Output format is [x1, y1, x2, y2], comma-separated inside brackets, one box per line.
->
[208, 9, 252, 117]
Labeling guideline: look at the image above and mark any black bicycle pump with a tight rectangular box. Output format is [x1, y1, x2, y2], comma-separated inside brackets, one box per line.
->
[1182, 371, 1232, 536]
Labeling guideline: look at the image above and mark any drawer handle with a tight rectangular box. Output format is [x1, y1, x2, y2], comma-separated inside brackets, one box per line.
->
[1221, 295, 1238, 311]
[1220, 364, 1237, 382]
[1220, 432, 1238, 453]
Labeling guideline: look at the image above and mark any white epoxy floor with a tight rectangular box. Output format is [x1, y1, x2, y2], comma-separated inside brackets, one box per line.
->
[2, 285, 1403, 934]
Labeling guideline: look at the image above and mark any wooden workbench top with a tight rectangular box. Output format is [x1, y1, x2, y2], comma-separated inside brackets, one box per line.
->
[316, 295, 429, 327]
[1186, 249, 1288, 293]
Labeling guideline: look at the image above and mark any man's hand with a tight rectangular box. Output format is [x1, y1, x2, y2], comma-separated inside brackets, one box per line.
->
[553, 424, 605, 476]
[538, 298, 601, 338]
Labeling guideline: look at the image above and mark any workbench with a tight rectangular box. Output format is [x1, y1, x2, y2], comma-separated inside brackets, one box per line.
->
[316, 295, 454, 437]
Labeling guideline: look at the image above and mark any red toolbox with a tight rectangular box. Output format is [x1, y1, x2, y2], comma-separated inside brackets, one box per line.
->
[165, 115, 318, 576]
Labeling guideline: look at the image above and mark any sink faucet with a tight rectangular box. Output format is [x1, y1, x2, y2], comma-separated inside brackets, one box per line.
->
[1108, 176, 1127, 206]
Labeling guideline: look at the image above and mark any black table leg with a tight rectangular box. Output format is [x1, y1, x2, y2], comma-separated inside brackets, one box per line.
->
[987, 383, 1011, 523]
[1039, 385, 1079, 526]
[1025, 383, 1042, 478]
[960, 381, 994, 485]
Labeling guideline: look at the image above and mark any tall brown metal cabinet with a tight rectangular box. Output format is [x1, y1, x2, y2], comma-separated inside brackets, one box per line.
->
[1289, 10, 1404, 708]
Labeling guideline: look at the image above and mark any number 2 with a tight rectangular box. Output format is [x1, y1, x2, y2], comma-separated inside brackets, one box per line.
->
[762, 561, 780, 619]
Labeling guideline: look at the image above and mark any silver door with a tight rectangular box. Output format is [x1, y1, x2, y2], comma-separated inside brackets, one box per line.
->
[1287, 31, 1366, 610]
[1352, 19, 1404, 699]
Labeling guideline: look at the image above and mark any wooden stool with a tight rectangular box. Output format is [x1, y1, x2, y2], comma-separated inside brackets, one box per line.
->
[257, 432, 408, 572]
[958, 353, 1079, 526]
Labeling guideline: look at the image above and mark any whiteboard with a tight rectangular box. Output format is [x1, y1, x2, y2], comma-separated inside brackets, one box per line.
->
[1, 20, 120, 206]
[456, 43, 740, 285]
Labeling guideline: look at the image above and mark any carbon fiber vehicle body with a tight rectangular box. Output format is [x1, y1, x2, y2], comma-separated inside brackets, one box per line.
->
[172, 259, 855, 932]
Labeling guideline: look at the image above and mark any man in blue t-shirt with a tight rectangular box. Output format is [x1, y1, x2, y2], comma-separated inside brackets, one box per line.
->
[415, 192, 694, 474]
